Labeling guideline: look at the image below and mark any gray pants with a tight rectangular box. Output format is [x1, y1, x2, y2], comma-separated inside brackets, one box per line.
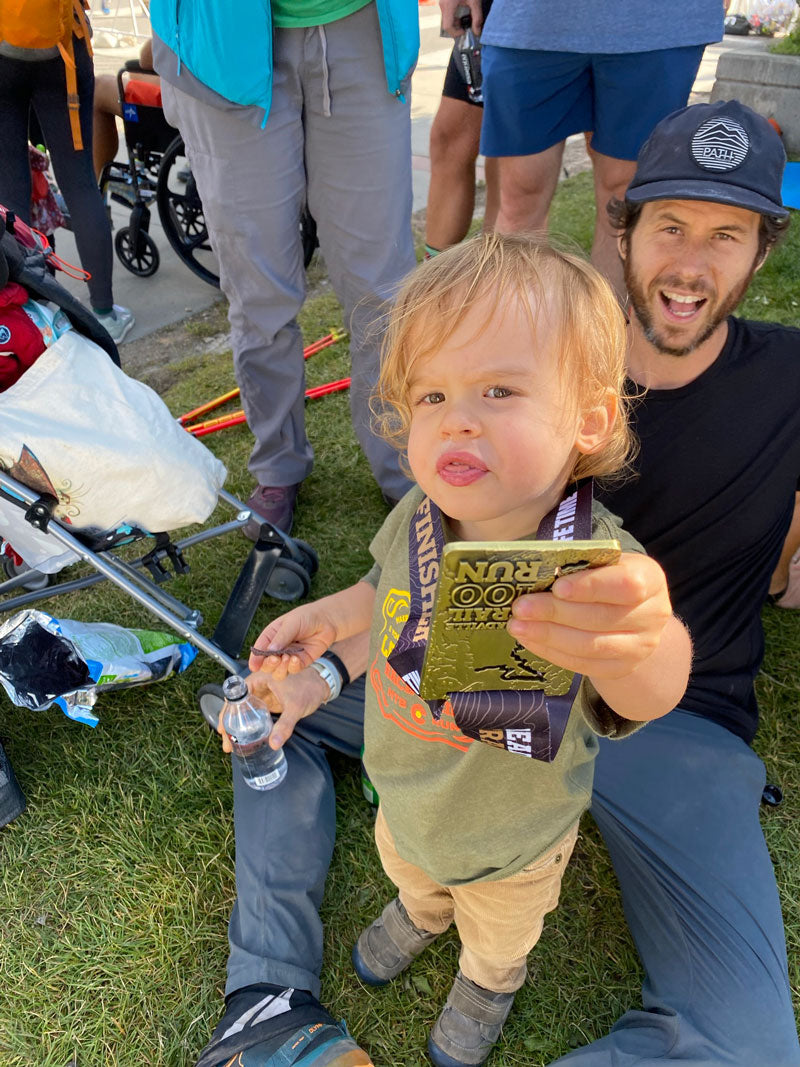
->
[226, 698, 800, 1065]
[161, 4, 416, 500]
[553, 710, 800, 1066]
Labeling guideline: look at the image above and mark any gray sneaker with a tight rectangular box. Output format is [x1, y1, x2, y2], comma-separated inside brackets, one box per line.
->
[428, 971, 516, 1067]
[94, 304, 135, 344]
[352, 898, 439, 986]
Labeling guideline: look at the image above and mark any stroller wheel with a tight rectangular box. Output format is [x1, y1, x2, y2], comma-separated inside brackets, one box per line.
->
[115, 226, 160, 277]
[2, 556, 50, 592]
[289, 538, 319, 577]
[266, 558, 311, 602]
[197, 682, 225, 730]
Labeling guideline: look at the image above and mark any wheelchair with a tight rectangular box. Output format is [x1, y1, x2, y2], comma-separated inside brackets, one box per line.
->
[99, 62, 318, 287]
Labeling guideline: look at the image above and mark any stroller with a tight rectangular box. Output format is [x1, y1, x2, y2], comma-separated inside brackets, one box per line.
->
[0, 209, 318, 731]
[99, 61, 319, 286]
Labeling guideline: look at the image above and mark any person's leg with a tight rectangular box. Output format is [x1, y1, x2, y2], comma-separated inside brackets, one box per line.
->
[426, 823, 578, 1067]
[303, 4, 417, 503]
[351, 806, 453, 987]
[588, 44, 706, 296]
[426, 96, 484, 252]
[426, 40, 486, 254]
[550, 711, 800, 1066]
[482, 156, 500, 231]
[492, 143, 564, 235]
[31, 39, 116, 312]
[161, 54, 313, 501]
[481, 46, 591, 236]
[585, 142, 636, 297]
[195, 681, 369, 1067]
[92, 72, 121, 180]
[0, 57, 36, 222]
[372, 806, 455, 936]
[451, 821, 579, 994]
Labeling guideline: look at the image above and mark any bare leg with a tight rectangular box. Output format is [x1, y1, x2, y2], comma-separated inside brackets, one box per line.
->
[482, 155, 499, 231]
[587, 142, 637, 298]
[491, 141, 564, 236]
[92, 73, 121, 180]
[426, 95, 484, 251]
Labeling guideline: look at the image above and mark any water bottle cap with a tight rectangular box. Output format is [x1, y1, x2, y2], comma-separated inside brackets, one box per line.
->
[222, 674, 249, 701]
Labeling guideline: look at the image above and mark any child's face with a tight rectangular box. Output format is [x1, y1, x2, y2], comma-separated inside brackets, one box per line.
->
[405, 291, 608, 542]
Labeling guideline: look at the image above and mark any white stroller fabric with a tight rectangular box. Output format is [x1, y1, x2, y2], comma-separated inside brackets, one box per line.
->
[0, 329, 227, 573]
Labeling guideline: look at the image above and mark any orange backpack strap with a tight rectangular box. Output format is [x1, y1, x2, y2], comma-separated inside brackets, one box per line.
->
[56, 1, 93, 151]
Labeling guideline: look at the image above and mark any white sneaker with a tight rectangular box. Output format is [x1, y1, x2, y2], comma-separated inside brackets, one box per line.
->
[94, 304, 135, 344]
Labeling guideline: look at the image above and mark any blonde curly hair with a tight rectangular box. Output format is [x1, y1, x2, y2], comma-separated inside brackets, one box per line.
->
[373, 231, 633, 483]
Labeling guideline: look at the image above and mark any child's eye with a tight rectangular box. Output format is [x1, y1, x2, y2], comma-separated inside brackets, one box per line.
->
[418, 391, 445, 405]
[485, 386, 512, 399]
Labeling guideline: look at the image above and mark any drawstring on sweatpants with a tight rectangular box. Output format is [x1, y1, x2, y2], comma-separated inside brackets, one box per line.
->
[318, 25, 332, 117]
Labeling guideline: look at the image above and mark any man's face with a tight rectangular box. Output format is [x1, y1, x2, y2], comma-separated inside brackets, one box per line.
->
[622, 199, 762, 356]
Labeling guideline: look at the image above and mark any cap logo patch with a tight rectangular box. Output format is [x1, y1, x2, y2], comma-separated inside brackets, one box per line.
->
[691, 118, 750, 172]
[0, 326, 10, 345]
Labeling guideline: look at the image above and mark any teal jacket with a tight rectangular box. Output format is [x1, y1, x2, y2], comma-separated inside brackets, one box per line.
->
[150, 0, 419, 125]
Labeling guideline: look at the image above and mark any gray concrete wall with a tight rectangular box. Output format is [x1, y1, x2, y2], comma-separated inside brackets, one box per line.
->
[712, 51, 800, 154]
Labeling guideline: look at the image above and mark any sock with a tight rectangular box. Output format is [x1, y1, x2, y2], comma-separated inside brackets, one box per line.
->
[93, 307, 113, 316]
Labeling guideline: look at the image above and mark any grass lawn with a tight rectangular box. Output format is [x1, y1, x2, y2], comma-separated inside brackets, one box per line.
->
[1, 172, 799, 1066]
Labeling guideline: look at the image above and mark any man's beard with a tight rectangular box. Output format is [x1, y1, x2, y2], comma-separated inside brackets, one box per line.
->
[623, 252, 758, 357]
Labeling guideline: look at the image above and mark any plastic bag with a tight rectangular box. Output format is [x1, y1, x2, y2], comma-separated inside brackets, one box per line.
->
[0, 328, 227, 573]
[0, 609, 198, 726]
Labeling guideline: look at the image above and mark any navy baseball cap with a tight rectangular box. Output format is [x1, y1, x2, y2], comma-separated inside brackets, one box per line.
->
[625, 100, 788, 218]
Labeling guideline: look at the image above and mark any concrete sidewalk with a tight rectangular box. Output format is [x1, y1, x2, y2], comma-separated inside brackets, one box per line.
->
[52, 10, 774, 345]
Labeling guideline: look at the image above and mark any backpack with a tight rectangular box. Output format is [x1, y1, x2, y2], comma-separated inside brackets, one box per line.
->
[0, 0, 93, 149]
[724, 13, 752, 34]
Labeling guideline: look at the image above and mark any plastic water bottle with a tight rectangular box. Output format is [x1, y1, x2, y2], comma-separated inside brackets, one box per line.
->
[455, 11, 483, 105]
[221, 675, 287, 791]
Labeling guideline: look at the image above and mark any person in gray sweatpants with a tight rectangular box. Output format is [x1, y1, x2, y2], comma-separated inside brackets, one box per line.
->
[153, 2, 418, 537]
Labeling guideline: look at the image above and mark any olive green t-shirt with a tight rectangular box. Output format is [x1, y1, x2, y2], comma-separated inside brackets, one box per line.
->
[362, 486, 645, 886]
[271, 0, 371, 28]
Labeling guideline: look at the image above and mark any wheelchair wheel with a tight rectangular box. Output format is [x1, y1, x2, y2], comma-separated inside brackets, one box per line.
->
[157, 135, 220, 288]
[114, 226, 159, 277]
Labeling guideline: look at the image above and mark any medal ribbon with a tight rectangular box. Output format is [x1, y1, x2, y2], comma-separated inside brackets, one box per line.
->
[386, 481, 594, 761]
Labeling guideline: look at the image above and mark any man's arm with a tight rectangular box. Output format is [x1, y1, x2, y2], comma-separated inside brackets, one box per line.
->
[219, 631, 370, 753]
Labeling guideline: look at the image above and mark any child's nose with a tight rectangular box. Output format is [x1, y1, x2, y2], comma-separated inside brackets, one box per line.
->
[440, 398, 480, 437]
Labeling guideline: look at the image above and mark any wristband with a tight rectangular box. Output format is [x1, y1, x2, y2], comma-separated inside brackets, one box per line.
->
[311, 657, 343, 704]
[321, 649, 350, 690]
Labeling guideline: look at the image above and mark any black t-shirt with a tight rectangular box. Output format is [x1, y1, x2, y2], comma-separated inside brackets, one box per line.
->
[597, 317, 800, 743]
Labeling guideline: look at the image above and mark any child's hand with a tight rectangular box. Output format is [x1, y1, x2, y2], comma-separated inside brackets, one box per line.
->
[248, 604, 338, 679]
[507, 552, 674, 681]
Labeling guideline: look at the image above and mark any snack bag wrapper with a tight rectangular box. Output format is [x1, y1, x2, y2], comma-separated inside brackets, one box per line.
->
[0, 609, 197, 726]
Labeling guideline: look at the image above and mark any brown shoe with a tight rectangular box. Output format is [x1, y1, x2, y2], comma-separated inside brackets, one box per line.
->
[243, 484, 299, 539]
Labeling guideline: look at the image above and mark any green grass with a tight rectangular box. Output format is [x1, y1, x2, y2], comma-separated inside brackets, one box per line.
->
[1, 178, 799, 1065]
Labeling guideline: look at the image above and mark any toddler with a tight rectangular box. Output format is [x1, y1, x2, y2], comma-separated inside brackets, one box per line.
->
[251, 233, 691, 1066]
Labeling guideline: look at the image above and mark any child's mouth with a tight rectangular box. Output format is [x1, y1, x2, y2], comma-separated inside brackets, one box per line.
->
[436, 453, 488, 487]
[659, 289, 708, 321]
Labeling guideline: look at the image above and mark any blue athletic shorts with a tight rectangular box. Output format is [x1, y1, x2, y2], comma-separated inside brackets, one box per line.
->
[480, 44, 705, 160]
